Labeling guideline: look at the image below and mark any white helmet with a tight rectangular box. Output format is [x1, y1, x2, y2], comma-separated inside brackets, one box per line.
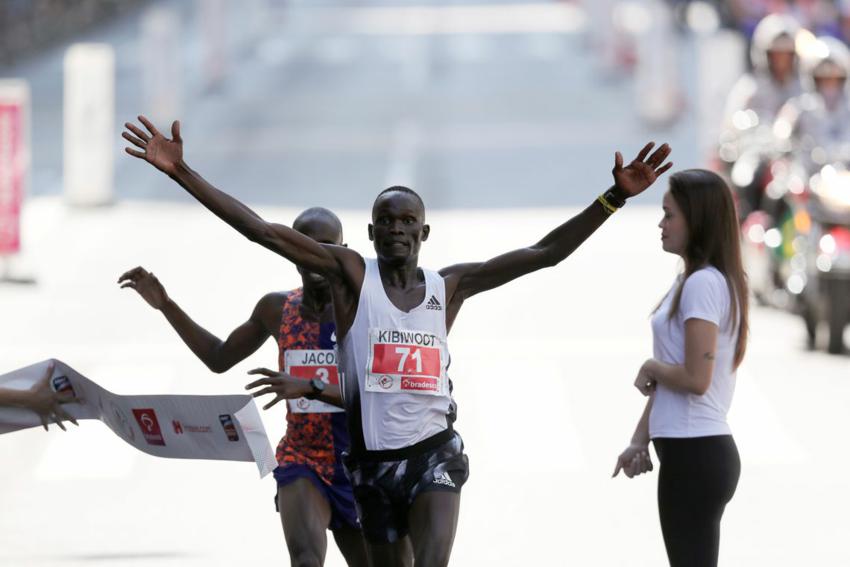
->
[800, 36, 850, 91]
[750, 14, 801, 70]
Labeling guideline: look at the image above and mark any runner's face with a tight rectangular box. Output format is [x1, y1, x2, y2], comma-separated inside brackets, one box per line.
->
[658, 191, 688, 257]
[296, 217, 343, 287]
[369, 192, 429, 264]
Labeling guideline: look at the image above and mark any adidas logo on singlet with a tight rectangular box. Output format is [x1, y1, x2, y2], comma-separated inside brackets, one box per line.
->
[432, 471, 455, 487]
[426, 295, 442, 310]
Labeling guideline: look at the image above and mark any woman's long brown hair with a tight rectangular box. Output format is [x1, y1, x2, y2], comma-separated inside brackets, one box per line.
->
[666, 169, 749, 369]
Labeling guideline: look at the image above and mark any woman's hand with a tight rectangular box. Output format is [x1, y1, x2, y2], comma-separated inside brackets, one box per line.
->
[634, 360, 656, 396]
[613, 443, 654, 478]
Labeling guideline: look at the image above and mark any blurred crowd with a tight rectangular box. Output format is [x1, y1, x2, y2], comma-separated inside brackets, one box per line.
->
[0, 0, 147, 64]
[669, 0, 850, 43]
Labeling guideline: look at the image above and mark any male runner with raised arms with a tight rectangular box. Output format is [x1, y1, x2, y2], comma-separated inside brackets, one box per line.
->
[117, 207, 367, 567]
[122, 115, 672, 566]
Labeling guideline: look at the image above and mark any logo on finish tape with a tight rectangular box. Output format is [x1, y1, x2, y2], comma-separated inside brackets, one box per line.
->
[132, 408, 166, 446]
[218, 414, 240, 442]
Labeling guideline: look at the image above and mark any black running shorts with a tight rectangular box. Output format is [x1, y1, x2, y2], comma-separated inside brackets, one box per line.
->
[343, 428, 469, 544]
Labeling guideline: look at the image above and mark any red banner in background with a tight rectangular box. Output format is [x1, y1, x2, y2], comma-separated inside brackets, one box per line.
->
[0, 102, 23, 255]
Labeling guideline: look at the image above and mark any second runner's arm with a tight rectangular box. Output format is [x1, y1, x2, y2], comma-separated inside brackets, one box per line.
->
[441, 143, 672, 301]
[118, 267, 273, 373]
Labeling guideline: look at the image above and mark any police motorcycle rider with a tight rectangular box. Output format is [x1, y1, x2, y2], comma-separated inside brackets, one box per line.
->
[720, 13, 804, 220]
[769, 36, 850, 353]
[774, 36, 850, 175]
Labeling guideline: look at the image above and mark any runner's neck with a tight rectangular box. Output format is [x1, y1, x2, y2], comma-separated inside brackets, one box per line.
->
[301, 282, 332, 321]
[377, 258, 423, 291]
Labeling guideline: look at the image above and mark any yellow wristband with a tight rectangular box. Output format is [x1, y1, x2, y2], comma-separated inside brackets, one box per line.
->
[597, 193, 618, 215]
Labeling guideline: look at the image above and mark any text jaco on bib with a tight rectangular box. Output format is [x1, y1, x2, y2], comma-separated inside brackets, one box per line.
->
[284, 349, 343, 413]
[365, 328, 446, 395]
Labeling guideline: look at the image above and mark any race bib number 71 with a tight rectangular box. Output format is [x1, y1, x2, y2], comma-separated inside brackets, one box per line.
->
[365, 328, 446, 395]
[284, 350, 343, 413]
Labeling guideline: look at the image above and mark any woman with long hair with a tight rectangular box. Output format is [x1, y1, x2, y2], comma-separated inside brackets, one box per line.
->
[613, 169, 749, 567]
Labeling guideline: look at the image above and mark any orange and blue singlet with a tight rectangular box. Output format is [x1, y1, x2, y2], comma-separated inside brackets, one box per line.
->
[273, 288, 356, 529]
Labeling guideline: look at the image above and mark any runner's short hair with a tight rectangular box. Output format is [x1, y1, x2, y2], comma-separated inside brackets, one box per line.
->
[375, 186, 425, 211]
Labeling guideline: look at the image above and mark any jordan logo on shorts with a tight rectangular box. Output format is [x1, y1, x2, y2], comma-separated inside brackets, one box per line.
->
[433, 471, 455, 487]
[426, 295, 442, 311]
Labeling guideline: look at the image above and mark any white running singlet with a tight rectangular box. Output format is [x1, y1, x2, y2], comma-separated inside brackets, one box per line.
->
[338, 258, 452, 451]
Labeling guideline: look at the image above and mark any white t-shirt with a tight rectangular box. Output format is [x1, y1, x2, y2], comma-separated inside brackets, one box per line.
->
[649, 266, 739, 439]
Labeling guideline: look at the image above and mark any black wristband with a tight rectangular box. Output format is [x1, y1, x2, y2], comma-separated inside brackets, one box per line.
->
[305, 377, 326, 400]
[604, 187, 627, 208]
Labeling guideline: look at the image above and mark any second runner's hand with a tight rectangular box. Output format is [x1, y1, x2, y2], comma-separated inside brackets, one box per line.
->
[246, 368, 312, 410]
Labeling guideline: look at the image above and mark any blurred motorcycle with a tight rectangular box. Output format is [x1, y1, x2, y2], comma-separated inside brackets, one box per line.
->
[719, 114, 779, 221]
[801, 165, 850, 353]
[740, 34, 850, 353]
[743, 160, 850, 353]
[739, 157, 803, 308]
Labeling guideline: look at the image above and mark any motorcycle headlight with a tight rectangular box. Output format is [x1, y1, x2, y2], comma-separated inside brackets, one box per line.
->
[813, 167, 850, 210]
[731, 153, 760, 187]
[732, 109, 759, 131]
[819, 234, 837, 255]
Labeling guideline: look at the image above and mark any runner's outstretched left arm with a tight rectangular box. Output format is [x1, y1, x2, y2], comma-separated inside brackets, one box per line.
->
[441, 142, 672, 301]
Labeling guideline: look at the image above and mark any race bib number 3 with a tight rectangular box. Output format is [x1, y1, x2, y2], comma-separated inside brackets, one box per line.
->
[366, 328, 446, 395]
[284, 349, 343, 414]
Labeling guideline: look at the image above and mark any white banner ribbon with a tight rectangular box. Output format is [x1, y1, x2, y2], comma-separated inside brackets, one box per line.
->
[0, 359, 277, 477]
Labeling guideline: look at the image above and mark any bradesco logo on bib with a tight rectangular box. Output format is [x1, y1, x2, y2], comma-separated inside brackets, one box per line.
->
[366, 328, 445, 395]
[284, 349, 343, 413]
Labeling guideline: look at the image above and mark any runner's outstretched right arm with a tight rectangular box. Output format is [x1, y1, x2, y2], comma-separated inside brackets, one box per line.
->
[122, 116, 355, 280]
[440, 143, 672, 302]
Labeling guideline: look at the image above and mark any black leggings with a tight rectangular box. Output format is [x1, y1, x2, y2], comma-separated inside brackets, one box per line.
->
[653, 435, 741, 567]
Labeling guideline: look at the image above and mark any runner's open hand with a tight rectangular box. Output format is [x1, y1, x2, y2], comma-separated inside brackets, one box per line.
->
[612, 142, 673, 199]
[246, 368, 312, 410]
[25, 361, 80, 431]
[612, 443, 654, 478]
[123, 115, 183, 176]
[118, 266, 169, 310]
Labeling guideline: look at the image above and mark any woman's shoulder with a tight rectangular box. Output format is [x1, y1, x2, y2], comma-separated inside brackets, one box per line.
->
[681, 266, 731, 310]
[684, 265, 727, 288]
